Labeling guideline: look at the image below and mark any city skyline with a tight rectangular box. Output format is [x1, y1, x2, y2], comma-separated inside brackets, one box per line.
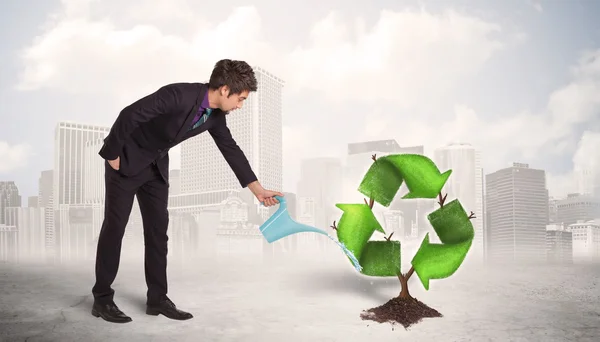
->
[1, 123, 596, 207]
[1, 2, 600, 340]
[0, 112, 597, 209]
[1, 1, 600, 205]
[0, 0, 599, 268]
[1, 115, 598, 213]
[2, 116, 600, 264]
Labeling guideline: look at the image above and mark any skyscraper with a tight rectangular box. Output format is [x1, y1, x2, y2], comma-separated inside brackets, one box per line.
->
[296, 157, 343, 253]
[38, 170, 54, 260]
[556, 193, 600, 227]
[485, 162, 549, 263]
[179, 67, 284, 200]
[575, 167, 598, 196]
[434, 143, 484, 263]
[0, 181, 21, 224]
[4, 206, 46, 262]
[169, 169, 181, 196]
[53, 122, 109, 261]
[83, 138, 106, 203]
[53, 122, 110, 209]
[28, 196, 38, 207]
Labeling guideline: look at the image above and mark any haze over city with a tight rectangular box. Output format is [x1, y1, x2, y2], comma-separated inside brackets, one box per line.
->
[1, 0, 599, 341]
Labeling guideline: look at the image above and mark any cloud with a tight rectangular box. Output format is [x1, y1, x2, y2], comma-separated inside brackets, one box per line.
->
[572, 130, 600, 194]
[17, 3, 279, 104]
[14, 1, 598, 197]
[529, 0, 544, 13]
[286, 9, 504, 106]
[546, 130, 600, 197]
[15, 2, 513, 191]
[547, 51, 600, 128]
[356, 48, 600, 197]
[0, 142, 33, 173]
[16, 3, 505, 107]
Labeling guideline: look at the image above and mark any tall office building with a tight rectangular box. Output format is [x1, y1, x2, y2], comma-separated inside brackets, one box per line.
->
[56, 204, 103, 262]
[4, 207, 46, 262]
[83, 138, 106, 203]
[0, 181, 21, 224]
[0, 224, 18, 262]
[180, 66, 284, 199]
[297, 157, 343, 223]
[485, 163, 549, 263]
[567, 219, 600, 262]
[296, 157, 343, 253]
[556, 193, 600, 227]
[169, 169, 181, 196]
[54, 122, 110, 209]
[575, 167, 598, 196]
[53, 122, 109, 261]
[548, 197, 559, 224]
[38, 170, 54, 259]
[434, 143, 484, 263]
[28, 196, 38, 207]
[545, 224, 573, 264]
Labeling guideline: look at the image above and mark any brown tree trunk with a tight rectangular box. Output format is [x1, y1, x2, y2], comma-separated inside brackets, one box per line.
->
[397, 267, 415, 300]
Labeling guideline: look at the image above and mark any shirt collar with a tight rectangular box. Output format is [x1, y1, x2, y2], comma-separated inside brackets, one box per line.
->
[201, 91, 210, 109]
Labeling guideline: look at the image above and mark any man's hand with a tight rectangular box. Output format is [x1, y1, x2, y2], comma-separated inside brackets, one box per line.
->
[248, 181, 283, 207]
[108, 156, 120, 170]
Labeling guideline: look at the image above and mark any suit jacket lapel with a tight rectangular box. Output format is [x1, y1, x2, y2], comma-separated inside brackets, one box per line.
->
[174, 83, 208, 142]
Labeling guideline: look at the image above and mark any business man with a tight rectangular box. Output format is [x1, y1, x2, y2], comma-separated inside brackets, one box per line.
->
[91, 59, 283, 323]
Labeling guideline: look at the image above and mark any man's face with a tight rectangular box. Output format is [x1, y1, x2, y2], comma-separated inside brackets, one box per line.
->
[219, 86, 249, 113]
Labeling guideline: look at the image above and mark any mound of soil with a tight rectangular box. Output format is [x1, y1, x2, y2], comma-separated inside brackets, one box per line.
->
[360, 297, 442, 329]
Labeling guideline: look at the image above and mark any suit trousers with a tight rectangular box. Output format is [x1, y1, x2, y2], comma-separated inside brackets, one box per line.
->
[92, 160, 170, 305]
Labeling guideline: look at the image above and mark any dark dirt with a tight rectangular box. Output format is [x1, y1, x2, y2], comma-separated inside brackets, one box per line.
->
[360, 296, 442, 329]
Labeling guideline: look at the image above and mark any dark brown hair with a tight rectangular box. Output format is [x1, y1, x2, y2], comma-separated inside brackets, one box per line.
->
[208, 59, 257, 96]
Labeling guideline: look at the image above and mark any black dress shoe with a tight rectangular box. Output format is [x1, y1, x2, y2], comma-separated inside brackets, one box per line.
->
[91, 301, 132, 323]
[146, 298, 193, 320]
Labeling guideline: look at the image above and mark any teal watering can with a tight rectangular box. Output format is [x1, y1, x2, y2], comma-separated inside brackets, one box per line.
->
[259, 195, 328, 243]
[259, 195, 363, 272]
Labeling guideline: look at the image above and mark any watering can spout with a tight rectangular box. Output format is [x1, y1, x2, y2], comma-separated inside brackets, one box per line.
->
[259, 195, 328, 243]
[259, 195, 364, 272]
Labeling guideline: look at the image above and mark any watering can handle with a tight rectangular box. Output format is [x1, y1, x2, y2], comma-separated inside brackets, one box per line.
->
[260, 195, 285, 206]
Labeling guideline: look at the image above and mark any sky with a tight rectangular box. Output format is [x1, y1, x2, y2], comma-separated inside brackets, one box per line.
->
[0, 0, 599, 204]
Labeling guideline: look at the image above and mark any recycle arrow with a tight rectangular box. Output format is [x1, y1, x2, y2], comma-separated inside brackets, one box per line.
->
[411, 199, 474, 290]
[357, 154, 452, 207]
[335, 203, 401, 277]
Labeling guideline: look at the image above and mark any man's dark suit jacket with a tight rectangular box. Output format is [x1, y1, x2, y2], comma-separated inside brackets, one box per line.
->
[98, 82, 257, 188]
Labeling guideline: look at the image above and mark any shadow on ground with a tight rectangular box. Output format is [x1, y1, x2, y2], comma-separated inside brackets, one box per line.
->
[284, 265, 401, 303]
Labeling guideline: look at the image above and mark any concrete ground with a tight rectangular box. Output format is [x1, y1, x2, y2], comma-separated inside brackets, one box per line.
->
[1, 255, 599, 342]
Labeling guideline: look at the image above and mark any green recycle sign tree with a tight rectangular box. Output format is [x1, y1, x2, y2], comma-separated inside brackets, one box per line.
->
[330, 153, 475, 328]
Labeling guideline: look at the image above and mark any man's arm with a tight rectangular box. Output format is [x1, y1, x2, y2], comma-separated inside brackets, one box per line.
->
[208, 113, 258, 188]
[99, 85, 179, 160]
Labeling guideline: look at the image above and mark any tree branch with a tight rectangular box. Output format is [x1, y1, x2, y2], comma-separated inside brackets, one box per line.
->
[363, 197, 375, 209]
[397, 266, 415, 299]
[437, 192, 448, 207]
[330, 220, 337, 231]
[468, 211, 476, 220]
[397, 267, 415, 284]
